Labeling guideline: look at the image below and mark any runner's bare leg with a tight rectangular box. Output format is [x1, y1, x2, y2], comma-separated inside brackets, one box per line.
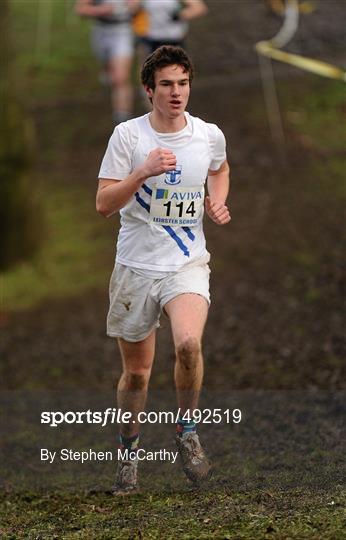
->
[164, 294, 208, 415]
[117, 330, 156, 437]
[108, 56, 133, 117]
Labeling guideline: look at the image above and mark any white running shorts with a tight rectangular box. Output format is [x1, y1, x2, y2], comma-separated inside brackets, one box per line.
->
[91, 23, 134, 62]
[107, 262, 210, 342]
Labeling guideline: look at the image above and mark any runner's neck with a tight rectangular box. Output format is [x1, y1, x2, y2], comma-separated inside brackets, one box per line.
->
[149, 111, 187, 134]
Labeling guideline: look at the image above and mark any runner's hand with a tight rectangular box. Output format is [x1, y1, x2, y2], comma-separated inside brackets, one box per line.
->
[141, 148, 177, 178]
[205, 196, 231, 225]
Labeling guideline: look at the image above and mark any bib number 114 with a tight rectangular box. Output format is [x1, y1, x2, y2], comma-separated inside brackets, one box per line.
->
[163, 201, 196, 218]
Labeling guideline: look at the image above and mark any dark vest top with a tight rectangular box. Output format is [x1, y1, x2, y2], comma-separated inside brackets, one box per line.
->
[93, 0, 131, 25]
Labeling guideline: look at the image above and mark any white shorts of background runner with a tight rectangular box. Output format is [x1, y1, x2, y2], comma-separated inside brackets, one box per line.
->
[91, 23, 134, 62]
[107, 261, 210, 342]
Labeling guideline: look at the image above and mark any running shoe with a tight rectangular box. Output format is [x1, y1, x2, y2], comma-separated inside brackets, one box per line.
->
[112, 458, 139, 495]
[176, 432, 212, 483]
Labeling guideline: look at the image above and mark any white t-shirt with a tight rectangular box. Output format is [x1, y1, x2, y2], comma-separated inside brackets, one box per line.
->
[98, 112, 227, 274]
[143, 0, 188, 41]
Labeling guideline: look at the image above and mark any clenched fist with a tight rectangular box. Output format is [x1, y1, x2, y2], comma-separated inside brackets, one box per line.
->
[205, 196, 231, 225]
[140, 148, 177, 178]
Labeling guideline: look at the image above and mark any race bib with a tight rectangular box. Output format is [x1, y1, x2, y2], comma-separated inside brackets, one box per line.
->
[149, 185, 204, 227]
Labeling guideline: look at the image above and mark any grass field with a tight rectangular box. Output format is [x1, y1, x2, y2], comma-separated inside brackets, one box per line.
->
[2, 0, 114, 311]
[1, 488, 345, 539]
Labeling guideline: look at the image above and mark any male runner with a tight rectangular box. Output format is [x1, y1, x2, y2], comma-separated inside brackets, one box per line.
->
[75, 0, 138, 123]
[96, 46, 230, 494]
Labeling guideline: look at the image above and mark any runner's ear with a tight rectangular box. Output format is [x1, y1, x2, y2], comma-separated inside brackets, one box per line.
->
[144, 85, 154, 99]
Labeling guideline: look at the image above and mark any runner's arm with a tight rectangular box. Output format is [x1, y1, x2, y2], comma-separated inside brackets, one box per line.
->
[74, 0, 114, 18]
[96, 148, 176, 217]
[205, 159, 231, 225]
[127, 0, 141, 14]
[176, 0, 208, 21]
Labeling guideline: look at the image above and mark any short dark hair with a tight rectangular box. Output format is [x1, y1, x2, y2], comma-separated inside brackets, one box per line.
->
[140, 46, 194, 90]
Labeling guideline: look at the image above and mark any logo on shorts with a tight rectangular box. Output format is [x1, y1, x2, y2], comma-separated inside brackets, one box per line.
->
[165, 165, 182, 185]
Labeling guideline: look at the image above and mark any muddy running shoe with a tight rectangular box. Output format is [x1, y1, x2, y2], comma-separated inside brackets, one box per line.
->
[112, 458, 139, 495]
[176, 432, 212, 483]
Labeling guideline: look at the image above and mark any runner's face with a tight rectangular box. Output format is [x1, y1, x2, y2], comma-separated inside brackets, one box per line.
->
[147, 64, 190, 119]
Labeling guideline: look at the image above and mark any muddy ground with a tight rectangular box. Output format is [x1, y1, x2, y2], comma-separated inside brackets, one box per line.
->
[1, 1, 345, 536]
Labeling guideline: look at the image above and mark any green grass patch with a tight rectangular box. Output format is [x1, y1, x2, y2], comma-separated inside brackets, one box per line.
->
[282, 78, 346, 152]
[1, 488, 345, 539]
[11, 0, 98, 102]
[249, 76, 346, 154]
[1, 183, 115, 311]
[2, 0, 114, 312]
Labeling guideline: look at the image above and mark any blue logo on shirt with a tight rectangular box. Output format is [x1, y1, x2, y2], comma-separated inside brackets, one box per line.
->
[165, 165, 182, 185]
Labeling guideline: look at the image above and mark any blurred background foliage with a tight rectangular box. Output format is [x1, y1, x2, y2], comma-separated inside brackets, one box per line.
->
[2, 0, 114, 309]
[0, 0, 43, 271]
